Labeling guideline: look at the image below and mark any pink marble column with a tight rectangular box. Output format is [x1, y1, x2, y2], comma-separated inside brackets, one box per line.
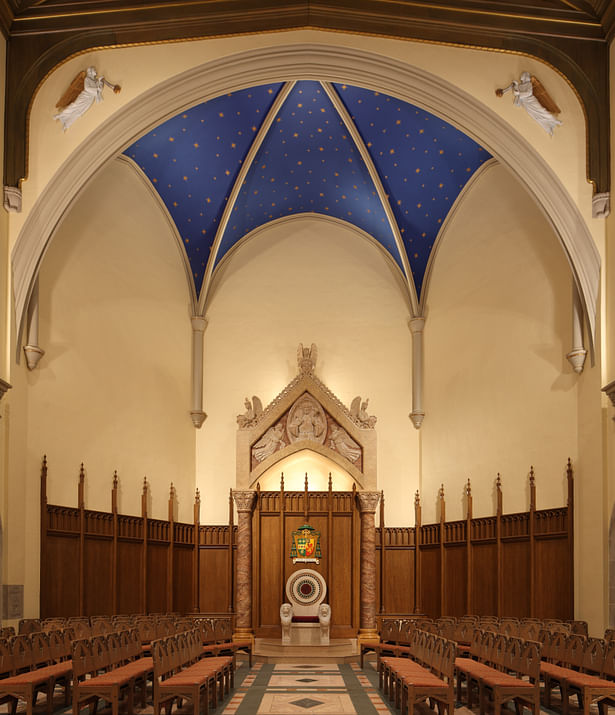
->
[232, 490, 256, 637]
[357, 491, 381, 638]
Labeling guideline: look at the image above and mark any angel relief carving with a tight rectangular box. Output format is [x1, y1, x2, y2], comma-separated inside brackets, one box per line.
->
[252, 422, 286, 463]
[54, 67, 121, 131]
[287, 394, 326, 444]
[496, 72, 562, 136]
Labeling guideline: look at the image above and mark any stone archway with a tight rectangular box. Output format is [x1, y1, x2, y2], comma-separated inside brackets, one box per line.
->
[12, 43, 599, 354]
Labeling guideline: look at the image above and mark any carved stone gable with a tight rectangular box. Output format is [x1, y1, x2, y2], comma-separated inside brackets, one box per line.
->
[236, 345, 376, 490]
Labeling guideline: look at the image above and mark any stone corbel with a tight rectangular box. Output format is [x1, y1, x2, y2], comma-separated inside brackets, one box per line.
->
[3, 186, 21, 213]
[23, 278, 45, 370]
[0, 378, 11, 415]
[592, 192, 610, 219]
[566, 282, 587, 374]
[190, 316, 207, 428]
[602, 380, 615, 418]
[408, 317, 425, 429]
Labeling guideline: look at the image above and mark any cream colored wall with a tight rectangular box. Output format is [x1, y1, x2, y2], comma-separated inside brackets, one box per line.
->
[197, 215, 415, 526]
[421, 163, 578, 523]
[27, 158, 195, 523]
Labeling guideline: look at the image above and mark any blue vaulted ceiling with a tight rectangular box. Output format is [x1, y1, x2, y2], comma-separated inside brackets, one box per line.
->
[125, 81, 490, 303]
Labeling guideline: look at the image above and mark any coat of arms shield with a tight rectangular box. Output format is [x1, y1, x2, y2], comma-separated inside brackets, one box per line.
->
[290, 524, 322, 564]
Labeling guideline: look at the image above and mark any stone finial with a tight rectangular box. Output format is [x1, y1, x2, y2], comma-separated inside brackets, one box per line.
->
[356, 491, 381, 513]
[233, 490, 257, 513]
[297, 342, 317, 374]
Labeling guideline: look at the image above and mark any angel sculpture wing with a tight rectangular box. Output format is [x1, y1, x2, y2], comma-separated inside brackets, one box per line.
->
[252, 396, 263, 417]
[530, 75, 560, 115]
[56, 71, 86, 110]
[310, 343, 317, 365]
[350, 396, 361, 418]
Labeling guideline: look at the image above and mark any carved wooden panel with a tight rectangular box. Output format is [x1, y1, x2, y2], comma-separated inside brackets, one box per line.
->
[199, 547, 229, 613]
[117, 541, 142, 614]
[420, 546, 441, 618]
[173, 546, 193, 614]
[383, 547, 414, 614]
[535, 536, 572, 618]
[41, 534, 79, 618]
[471, 541, 497, 615]
[501, 540, 531, 617]
[444, 544, 467, 616]
[83, 537, 112, 615]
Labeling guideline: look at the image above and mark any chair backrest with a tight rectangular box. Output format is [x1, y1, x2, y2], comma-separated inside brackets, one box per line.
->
[569, 620, 589, 636]
[602, 638, 615, 678]
[71, 638, 93, 680]
[0, 637, 14, 676]
[565, 634, 587, 669]
[519, 621, 540, 641]
[30, 631, 51, 667]
[91, 617, 114, 635]
[580, 637, 605, 676]
[500, 618, 520, 637]
[12, 634, 33, 672]
[18, 619, 41, 635]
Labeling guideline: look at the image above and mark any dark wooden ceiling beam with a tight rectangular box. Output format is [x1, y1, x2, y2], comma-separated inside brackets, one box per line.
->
[3, 0, 611, 195]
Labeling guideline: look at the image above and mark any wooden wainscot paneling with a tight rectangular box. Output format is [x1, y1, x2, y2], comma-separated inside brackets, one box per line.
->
[199, 525, 231, 613]
[39, 457, 575, 622]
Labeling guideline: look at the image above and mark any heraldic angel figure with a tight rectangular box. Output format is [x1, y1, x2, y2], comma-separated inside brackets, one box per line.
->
[496, 72, 562, 136]
[54, 66, 121, 131]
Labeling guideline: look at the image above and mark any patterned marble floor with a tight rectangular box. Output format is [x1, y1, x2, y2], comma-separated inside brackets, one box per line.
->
[0, 655, 611, 715]
[222, 662, 394, 714]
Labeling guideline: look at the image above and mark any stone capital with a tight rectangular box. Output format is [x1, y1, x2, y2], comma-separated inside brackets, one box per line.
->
[191, 316, 208, 333]
[233, 489, 257, 513]
[356, 491, 380, 513]
[408, 316, 425, 335]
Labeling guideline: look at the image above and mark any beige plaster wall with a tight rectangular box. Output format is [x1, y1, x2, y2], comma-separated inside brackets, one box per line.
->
[197, 215, 415, 526]
[27, 158, 195, 523]
[421, 163, 577, 522]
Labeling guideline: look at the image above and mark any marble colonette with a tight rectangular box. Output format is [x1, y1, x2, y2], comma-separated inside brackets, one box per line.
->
[232, 489, 257, 641]
[357, 491, 381, 643]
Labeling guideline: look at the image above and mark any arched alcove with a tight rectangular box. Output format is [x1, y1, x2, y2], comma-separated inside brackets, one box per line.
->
[255, 450, 357, 492]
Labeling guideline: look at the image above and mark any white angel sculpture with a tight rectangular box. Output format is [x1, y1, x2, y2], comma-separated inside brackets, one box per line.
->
[350, 396, 377, 428]
[237, 396, 263, 428]
[496, 72, 562, 136]
[297, 343, 317, 373]
[54, 67, 121, 131]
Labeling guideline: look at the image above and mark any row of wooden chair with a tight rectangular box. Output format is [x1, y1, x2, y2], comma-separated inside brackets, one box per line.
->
[19, 615, 189, 638]
[455, 629, 541, 714]
[0, 630, 73, 715]
[539, 629, 615, 715]
[71, 629, 153, 715]
[378, 630, 456, 715]
[152, 630, 234, 715]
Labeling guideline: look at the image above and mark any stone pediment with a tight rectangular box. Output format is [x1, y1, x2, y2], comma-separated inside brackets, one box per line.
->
[236, 345, 376, 490]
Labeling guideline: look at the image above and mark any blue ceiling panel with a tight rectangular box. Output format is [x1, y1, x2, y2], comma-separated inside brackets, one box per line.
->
[215, 81, 402, 270]
[333, 83, 490, 297]
[124, 83, 283, 294]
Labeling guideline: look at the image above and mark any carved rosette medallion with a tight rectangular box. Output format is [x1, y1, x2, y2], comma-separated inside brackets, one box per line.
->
[357, 491, 381, 513]
[286, 394, 327, 445]
[233, 490, 257, 513]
